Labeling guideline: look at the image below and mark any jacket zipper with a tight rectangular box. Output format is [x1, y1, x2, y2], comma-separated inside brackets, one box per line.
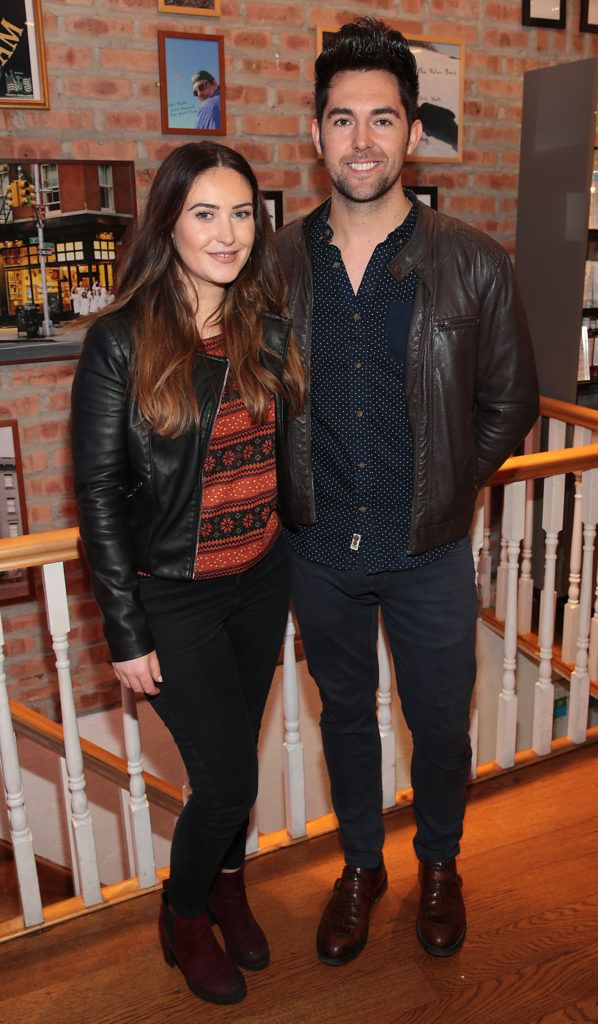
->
[437, 316, 480, 329]
[192, 360, 229, 577]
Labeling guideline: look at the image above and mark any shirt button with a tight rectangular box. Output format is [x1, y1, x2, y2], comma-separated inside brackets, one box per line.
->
[332, 261, 341, 269]
[356, 410, 364, 418]
[358, 505, 367, 513]
[353, 312, 361, 321]
[357, 461, 366, 469]
[355, 360, 362, 368]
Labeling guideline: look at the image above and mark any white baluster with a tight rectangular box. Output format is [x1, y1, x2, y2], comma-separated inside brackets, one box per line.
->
[568, 468, 598, 743]
[588, 576, 598, 682]
[42, 562, 102, 906]
[495, 480, 526, 768]
[282, 612, 306, 838]
[531, 469, 565, 754]
[469, 704, 479, 780]
[376, 618, 396, 809]
[120, 684, 157, 888]
[537, 420, 566, 632]
[119, 787, 136, 878]
[494, 531, 508, 622]
[562, 426, 592, 663]
[59, 757, 81, 896]
[0, 611, 44, 926]
[478, 488, 493, 608]
[470, 493, 484, 585]
[517, 420, 540, 635]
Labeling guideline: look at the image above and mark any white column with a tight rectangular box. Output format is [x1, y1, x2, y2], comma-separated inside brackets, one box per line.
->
[120, 684, 157, 888]
[568, 468, 598, 743]
[478, 488, 493, 609]
[561, 427, 591, 663]
[0, 610, 44, 926]
[517, 420, 540, 635]
[282, 612, 306, 838]
[531, 468, 565, 755]
[42, 561, 102, 907]
[376, 618, 396, 809]
[495, 480, 526, 768]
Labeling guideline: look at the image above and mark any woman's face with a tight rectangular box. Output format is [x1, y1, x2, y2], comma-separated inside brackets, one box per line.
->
[172, 166, 255, 298]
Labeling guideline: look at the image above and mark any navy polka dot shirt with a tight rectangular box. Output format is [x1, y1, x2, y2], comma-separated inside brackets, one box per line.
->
[286, 192, 456, 573]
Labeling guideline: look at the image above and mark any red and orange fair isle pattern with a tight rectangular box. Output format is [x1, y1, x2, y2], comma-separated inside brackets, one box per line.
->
[194, 335, 280, 579]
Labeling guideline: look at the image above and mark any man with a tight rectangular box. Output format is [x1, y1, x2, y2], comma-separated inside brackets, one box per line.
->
[275, 18, 538, 965]
[191, 69, 220, 131]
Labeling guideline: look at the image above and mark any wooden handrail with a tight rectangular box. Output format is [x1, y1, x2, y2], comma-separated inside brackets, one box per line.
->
[489, 442, 598, 486]
[540, 396, 598, 431]
[9, 699, 183, 817]
[0, 527, 80, 571]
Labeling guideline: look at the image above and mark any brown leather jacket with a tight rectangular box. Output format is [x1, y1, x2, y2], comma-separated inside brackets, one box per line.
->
[275, 198, 539, 555]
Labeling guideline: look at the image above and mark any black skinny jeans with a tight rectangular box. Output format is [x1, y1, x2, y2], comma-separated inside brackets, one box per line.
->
[138, 536, 289, 918]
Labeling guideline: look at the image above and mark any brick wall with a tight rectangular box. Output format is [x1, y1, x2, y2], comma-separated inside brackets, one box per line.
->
[0, 1, 596, 718]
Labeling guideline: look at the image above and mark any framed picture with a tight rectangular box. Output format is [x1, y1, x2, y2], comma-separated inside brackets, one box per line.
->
[314, 27, 464, 163]
[262, 190, 283, 231]
[580, 0, 598, 31]
[0, 420, 33, 605]
[409, 185, 438, 209]
[0, 0, 49, 109]
[157, 0, 221, 15]
[522, 0, 566, 28]
[158, 31, 226, 135]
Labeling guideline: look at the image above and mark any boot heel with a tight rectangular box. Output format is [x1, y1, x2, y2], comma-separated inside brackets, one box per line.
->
[160, 929, 177, 968]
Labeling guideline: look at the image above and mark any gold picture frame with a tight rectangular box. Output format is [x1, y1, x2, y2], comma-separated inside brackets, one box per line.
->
[157, 0, 221, 16]
[0, 0, 49, 109]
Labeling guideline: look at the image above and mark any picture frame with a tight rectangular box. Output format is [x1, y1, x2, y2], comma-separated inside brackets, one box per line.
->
[409, 185, 438, 210]
[157, 0, 221, 15]
[580, 0, 598, 31]
[314, 27, 464, 163]
[0, 0, 49, 109]
[158, 31, 226, 135]
[521, 0, 566, 28]
[262, 190, 283, 231]
[0, 420, 33, 605]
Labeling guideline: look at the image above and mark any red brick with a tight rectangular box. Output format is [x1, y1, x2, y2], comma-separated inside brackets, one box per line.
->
[244, 114, 300, 136]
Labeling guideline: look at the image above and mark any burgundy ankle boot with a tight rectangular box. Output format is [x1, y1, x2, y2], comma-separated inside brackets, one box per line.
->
[208, 867, 270, 970]
[159, 885, 247, 1004]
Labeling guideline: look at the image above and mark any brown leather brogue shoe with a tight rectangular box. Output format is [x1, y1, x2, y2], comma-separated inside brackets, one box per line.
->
[208, 867, 270, 971]
[317, 862, 388, 966]
[416, 858, 466, 957]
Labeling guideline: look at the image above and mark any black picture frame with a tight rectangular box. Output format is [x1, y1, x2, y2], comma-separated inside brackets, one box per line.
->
[522, 0, 566, 28]
[409, 185, 438, 210]
[263, 190, 283, 231]
[0, 419, 34, 605]
[580, 0, 598, 31]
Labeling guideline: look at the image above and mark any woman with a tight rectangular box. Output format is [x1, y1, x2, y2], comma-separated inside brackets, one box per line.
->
[71, 143, 305, 1005]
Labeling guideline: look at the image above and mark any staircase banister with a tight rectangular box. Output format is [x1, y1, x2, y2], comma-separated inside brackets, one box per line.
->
[489, 443, 598, 486]
[540, 396, 598, 431]
[9, 699, 183, 817]
[0, 527, 80, 572]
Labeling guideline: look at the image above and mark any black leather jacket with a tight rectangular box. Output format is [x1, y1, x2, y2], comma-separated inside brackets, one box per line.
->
[71, 312, 298, 662]
[275, 199, 540, 555]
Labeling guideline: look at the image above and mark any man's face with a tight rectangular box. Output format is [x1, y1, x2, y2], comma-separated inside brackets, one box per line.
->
[194, 79, 218, 103]
[312, 69, 422, 205]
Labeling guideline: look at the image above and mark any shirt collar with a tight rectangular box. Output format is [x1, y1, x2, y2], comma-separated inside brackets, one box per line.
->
[311, 189, 418, 253]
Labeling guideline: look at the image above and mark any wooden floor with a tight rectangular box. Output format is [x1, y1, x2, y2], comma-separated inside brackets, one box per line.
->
[1, 744, 597, 1024]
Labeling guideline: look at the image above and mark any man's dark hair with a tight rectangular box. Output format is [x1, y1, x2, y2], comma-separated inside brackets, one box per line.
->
[314, 18, 419, 128]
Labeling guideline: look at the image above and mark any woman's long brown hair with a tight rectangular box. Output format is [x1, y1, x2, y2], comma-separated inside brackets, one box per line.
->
[92, 142, 305, 437]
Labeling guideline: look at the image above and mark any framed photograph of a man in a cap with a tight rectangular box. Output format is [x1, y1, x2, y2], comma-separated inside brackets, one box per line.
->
[158, 31, 226, 135]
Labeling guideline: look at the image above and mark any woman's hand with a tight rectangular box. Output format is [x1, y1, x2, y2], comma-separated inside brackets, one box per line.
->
[112, 651, 162, 696]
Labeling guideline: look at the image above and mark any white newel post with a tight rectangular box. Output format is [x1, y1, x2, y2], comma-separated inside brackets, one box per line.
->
[561, 426, 591, 663]
[495, 480, 526, 768]
[42, 561, 102, 907]
[282, 612, 306, 838]
[531, 469, 565, 755]
[120, 684, 157, 887]
[478, 488, 492, 608]
[568, 468, 598, 743]
[376, 619, 396, 809]
[517, 420, 540, 635]
[0, 611, 44, 926]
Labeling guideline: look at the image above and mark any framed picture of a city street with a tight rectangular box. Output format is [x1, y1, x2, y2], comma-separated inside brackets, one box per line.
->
[0, 420, 33, 605]
[0, 0, 49, 109]
[157, 0, 221, 15]
[158, 31, 226, 135]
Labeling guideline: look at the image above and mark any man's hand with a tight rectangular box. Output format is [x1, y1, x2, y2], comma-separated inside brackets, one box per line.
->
[112, 651, 162, 696]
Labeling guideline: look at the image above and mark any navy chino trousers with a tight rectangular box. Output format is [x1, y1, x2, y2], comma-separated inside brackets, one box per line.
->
[289, 536, 478, 869]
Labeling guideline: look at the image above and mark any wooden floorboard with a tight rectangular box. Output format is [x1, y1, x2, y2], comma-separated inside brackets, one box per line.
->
[0, 744, 596, 1024]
